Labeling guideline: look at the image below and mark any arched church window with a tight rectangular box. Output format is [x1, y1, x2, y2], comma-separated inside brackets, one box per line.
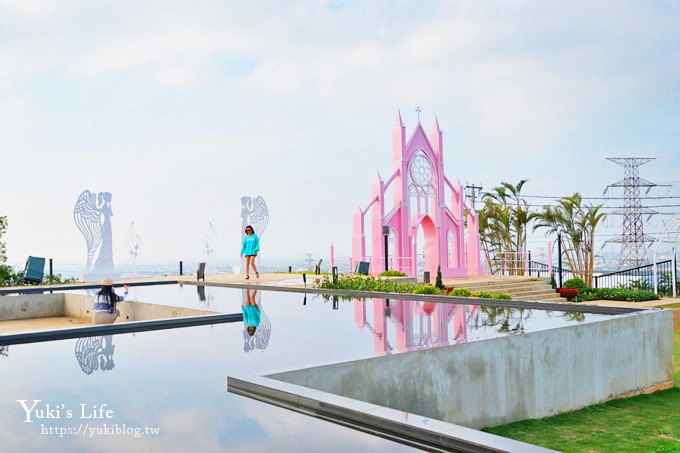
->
[408, 185, 418, 218]
[388, 229, 397, 270]
[427, 186, 436, 216]
[447, 229, 457, 268]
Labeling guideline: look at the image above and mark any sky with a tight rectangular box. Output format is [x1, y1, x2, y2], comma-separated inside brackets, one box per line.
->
[1, 0, 679, 272]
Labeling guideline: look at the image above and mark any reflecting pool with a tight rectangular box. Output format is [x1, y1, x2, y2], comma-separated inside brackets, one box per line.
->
[0, 284, 617, 451]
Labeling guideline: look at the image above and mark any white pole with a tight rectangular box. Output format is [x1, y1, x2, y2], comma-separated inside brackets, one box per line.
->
[653, 238, 659, 295]
[673, 246, 677, 299]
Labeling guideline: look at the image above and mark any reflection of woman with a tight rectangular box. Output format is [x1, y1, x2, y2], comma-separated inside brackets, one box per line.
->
[240, 225, 260, 279]
[93, 192, 114, 272]
[242, 288, 261, 336]
[92, 278, 128, 325]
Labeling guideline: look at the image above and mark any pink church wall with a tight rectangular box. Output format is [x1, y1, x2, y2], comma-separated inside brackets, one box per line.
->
[351, 112, 482, 278]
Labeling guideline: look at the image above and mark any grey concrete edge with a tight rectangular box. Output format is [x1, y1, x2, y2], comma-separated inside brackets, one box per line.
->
[0, 312, 243, 346]
[227, 373, 556, 453]
[0, 280, 179, 295]
[181, 280, 648, 316]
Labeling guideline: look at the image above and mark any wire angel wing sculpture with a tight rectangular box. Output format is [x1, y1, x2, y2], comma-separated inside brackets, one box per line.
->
[204, 221, 218, 259]
[73, 190, 102, 272]
[249, 196, 269, 238]
[125, 221, 143, 274]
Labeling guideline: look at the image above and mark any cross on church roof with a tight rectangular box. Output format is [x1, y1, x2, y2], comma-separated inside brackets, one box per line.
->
[415, 106, 422, 122]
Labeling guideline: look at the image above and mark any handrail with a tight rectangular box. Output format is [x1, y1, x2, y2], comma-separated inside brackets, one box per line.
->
[593, 259, 676, 294]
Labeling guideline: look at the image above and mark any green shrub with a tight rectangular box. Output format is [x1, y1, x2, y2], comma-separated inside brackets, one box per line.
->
[413, 285, 444, 295]
[491, 293, 512, 300]
[626, 278, 654, 292]
[575, 292, 599, 301]
[580, 287, 660, 302]
[449, 288, 472, 297]
[435, 265, 444, 290]
[42, 274, 78, 285]
[379, 270, 407, 277]
[317, 274, 420, 294]
[0, 264, 20, 287]
[563, 277, 588, 291]
[471, 290, 494, 299]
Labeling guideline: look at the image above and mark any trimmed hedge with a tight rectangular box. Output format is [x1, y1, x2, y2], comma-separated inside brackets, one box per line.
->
[579, 287, 659, 302]
[449, 288, 472, 297]
[378, 270, 407, 277]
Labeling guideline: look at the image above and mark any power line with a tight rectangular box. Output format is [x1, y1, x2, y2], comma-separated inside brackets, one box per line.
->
[523, 203, 680, 209]
[520, 195, 680, 200]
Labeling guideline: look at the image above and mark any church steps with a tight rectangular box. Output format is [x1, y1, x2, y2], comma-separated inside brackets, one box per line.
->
[444, 276, 567, 302]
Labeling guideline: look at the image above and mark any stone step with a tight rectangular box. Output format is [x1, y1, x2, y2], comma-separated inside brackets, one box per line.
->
[466, 283, 553, 293]
[453, 282, 555, 294]
[444, 276, 564, 302]
[506, 288, 561, 297]
[521, 294, 568, 302]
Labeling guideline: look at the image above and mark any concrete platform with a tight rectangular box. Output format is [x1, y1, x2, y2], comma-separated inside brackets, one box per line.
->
[0, 315, 90, 334]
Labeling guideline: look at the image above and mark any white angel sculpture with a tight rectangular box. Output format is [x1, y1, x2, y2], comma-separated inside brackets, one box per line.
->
[240, 195, 269, 242]
[74, 190, 115, 273]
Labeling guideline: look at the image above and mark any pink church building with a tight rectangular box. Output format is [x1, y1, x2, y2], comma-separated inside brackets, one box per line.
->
[352, 113, 483, 278]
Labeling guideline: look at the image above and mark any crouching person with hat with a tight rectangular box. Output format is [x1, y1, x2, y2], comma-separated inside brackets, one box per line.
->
[92, 277, 129, 325]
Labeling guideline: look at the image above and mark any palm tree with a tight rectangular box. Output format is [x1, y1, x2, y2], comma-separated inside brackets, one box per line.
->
[479, 180, 532, 275]
[533, 194, 605, 286]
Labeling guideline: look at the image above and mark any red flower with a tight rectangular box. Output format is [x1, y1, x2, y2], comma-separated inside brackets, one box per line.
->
[557, 288, 580, 300]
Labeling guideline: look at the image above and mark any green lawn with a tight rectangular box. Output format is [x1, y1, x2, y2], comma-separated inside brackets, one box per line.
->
[483, 309, 680, 452]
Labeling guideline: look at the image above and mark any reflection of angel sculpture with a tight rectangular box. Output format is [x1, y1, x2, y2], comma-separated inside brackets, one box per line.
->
[240, 196, 269, 242]
[74, 190, 115, 273]
[203, 221, 218, 271]
[125, 221, 143, 270]
[74, 335, 116, 374]
[241, 288, 271, 352]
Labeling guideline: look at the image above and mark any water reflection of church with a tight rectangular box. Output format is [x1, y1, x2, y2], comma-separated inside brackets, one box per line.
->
[352, 299, 532, 356]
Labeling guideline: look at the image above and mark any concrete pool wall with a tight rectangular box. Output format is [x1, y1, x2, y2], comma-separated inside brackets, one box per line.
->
[267, 308, 674, 429]
[0, 293, 215, 323]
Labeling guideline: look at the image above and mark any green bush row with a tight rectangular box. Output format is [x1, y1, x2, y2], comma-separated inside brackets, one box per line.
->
[318, 275, 442, 294]
[561, 276, 660, 302]
[0, 264, 77, 287]
[578, 287, 659, 302]
[318, 276, 512, 299]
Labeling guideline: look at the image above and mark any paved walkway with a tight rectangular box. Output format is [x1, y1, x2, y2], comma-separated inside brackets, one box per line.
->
[3, 273, 678, 309]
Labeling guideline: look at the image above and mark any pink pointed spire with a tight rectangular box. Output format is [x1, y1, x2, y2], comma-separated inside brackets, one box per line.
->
[431, 115, 442, 134]
[393, 110, 406, 167]
[430, 114, 443, 159]
[394, 109, 405, 128]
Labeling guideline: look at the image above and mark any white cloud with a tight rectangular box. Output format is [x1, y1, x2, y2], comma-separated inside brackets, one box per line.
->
[0, 0, 60, 19]
[0, 0, 678, 266]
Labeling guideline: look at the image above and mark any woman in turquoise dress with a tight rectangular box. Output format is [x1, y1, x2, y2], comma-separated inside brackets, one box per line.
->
[240, 225, 260, 279]
[242, 288, 261, 336]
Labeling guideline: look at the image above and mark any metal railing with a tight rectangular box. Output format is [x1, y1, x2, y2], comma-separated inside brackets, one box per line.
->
[593, 259, 677, 294]
[527, 260, 550, 278]
[485, 251, 552, 277]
